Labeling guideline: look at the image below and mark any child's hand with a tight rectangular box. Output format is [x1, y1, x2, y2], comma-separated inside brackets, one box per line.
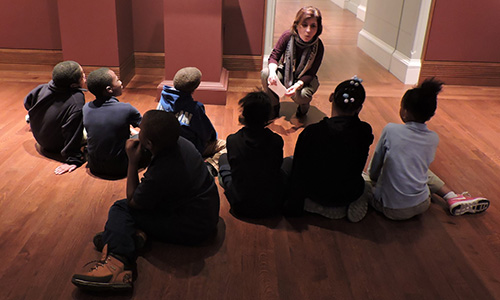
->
[126, 139, 142, 166]
[54, 163, 77, 175]
[130, 127, 139, 136]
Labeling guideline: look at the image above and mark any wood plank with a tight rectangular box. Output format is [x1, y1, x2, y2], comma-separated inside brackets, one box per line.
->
[0, 1, 500, 299]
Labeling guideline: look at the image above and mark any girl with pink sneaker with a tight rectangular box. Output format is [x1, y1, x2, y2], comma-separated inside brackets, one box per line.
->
[366, 78, 490, 220]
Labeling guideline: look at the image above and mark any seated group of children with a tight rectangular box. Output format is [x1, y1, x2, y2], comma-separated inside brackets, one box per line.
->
[24, 61, 490, 293]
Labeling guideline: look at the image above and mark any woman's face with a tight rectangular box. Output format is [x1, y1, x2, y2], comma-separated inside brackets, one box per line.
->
[297, 17, 318, 42]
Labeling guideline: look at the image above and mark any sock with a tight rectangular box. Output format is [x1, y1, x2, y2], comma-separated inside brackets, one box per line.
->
[443, 191, 458, 200]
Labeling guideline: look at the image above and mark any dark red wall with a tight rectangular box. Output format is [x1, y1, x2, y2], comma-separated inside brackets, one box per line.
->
[425, 0, 500, 62]
[132, 0, 164, 52]
[0, 0, 265, 56]
[0, 0, 61, 49]
[223, 0, 266, 55]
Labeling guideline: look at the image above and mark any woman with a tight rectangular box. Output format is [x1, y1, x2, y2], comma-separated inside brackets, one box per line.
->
[261, 6, 324, 118]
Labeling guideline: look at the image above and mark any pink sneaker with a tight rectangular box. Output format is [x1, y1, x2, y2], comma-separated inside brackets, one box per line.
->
[447, 192, 490, 216]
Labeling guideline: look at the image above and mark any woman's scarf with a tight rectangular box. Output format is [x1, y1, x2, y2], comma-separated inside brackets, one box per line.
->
[283, 34, 319, 88]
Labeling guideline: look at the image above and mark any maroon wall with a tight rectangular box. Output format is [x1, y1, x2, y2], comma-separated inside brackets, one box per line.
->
[223, 0, 266, 55]
[0, 0, 61, 49]
[163, 0, 223, 81]
[0, 0, 265, 56]
[116, 0, 135, 64]
[132, 0, 164, 52]
[58, 0, 120, 65]
[425, 0, 500, 62]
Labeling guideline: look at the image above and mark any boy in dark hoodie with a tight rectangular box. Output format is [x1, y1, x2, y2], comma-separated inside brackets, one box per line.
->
[157, 67, 225, 175]
[24, 60, 86, 175]
[285, 77, 374, 222]
[71, 110, 220, 292]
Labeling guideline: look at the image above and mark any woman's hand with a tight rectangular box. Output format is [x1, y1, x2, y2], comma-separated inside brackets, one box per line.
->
[285, 81, 304, 97]
[267, 63, 279, 86]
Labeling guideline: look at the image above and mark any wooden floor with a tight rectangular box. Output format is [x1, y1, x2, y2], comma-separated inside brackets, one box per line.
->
[1, 0, 500, 299]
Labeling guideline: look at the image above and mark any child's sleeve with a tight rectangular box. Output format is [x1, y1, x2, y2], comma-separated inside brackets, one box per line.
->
[128, 104, 142, 127]
[368, 128, 388, 182]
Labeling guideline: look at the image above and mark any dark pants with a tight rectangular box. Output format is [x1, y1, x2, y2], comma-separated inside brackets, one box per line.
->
[218, 154, 292, 217]
[102, 199, 214, 262]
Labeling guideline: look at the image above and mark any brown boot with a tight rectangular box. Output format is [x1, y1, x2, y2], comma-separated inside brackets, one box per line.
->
[71, 245, 132, 291]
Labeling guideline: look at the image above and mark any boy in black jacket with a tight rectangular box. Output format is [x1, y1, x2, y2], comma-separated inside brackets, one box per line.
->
[24, 60, 86, 175]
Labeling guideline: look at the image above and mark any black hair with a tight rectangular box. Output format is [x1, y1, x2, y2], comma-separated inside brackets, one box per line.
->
[330, 77, 366, 114]
[401, 77, 443, 122]
[52, 61, 83, 89]
[141, 110, 179, 150]
[86, 68, 113, 97]
[238, 91, 272, 128]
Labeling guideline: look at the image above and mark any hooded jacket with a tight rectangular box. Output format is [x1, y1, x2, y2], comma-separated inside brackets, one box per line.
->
[24, 80, 85, 166]
[159, 86, 216, 154]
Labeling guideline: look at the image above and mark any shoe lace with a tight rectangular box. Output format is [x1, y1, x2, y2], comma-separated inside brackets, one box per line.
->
[82, 257, 108, 271]
[461, 191, 472, 197]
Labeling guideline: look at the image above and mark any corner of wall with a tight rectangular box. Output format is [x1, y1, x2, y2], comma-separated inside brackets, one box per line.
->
[330, 0, 346, 9]
[389, 51, 421, 84]
[357, 29, 393, 69]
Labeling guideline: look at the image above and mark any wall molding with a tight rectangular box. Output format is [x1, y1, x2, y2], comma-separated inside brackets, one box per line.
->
[0, 48, 62, 65]
[357, 29, 393, 69]
[223, 55, 262, 71]
[420, 61, 500, 86]
[330, 0, 346, 9]
[357, 4, 366, 22]
[134, 52, 164, 69]
[390, 50, 421, 85]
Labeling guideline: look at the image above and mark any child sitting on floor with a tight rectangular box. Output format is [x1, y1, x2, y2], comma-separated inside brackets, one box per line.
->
[367, 78, 490, 220]
[83, 68, 142, 178]
[71, 110, 220, 291]
[218, 91, 286, 218]
[158, 67, 226, 176]
[285, 77, 374, 222]
[24, 60, 86, 175]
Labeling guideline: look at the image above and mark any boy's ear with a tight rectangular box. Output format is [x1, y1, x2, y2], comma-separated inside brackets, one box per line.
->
[105, 86, 113, 94]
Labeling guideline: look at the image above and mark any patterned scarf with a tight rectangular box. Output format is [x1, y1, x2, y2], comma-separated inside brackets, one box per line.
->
[283, 34, 319, 88]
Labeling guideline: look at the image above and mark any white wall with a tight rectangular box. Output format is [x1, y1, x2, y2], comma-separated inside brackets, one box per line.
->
[331, 0, 366, 21]
[358, 0, 432, 84]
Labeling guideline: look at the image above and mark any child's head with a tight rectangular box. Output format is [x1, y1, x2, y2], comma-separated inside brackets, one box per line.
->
[173, 67, 202, 94]
[238, 91, 272, 128]
[52, 60, 85, 89]
[139, 110, 180, 153]
[400, 78, 443, 123]
[86, 68, 123, 98]
[330, 76, 366, 115]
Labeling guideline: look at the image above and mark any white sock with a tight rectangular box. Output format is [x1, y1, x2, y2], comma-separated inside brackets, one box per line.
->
[443, 191, 458, 200]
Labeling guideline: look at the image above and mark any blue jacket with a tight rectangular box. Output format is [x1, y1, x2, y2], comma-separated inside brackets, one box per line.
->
[159, 86, 216, 154]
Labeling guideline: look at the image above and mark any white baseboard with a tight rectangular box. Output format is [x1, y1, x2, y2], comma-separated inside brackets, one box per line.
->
[345, 2, 358, 15]
[389, 51, 421, 85]
[357, 29, 393, 69]
[357, 5, 366, 21]
[330, 0, 346, 9]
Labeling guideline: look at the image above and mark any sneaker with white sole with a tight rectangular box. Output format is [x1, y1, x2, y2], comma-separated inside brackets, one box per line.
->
[447, 192, 490, 216]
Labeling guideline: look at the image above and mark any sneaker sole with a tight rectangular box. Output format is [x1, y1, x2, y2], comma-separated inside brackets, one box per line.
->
[71, 277, 132, 291]
[450, 198, 490, 216]
[347, 198, 368, 223]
